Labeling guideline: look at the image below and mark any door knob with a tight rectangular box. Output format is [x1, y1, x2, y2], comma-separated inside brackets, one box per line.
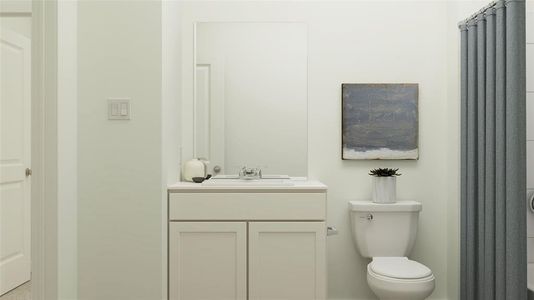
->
[213, 165, 221, 174]
[25, 168, 32, 177]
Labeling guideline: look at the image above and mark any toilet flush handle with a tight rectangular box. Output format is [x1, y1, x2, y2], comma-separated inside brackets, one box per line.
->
[327, 226, 338, 236]
[360, 213, 373, 221]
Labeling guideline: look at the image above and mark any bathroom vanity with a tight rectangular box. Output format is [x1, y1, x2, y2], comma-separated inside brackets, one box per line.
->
[169, 21, 323, 300]
[167, 179, 327, 300]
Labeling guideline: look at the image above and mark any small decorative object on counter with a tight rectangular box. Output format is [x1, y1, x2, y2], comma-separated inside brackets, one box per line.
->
[192, 174, 212, 183]
[369, 168, 401, 204]
[183, 158, 210, 182]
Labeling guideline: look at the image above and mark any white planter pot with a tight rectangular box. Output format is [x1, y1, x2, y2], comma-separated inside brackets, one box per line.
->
[372, 176, 397, 204]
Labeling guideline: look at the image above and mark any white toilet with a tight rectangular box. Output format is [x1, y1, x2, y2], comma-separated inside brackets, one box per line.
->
[349, 200, 435, 300]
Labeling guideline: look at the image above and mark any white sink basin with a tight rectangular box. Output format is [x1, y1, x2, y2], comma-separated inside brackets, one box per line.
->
[201, 178, 295, 187]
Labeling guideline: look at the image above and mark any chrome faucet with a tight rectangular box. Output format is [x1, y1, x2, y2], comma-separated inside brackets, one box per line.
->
[239, 166, 262, 180]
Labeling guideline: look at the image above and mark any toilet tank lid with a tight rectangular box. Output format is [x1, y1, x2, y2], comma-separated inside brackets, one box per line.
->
[349, 200, 422, 212]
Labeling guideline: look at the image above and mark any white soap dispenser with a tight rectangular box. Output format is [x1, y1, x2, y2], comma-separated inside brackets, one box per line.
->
[182, 158, 209, 182]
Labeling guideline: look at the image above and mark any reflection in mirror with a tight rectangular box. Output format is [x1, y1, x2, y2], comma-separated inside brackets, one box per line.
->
[195, 22, 308, 177]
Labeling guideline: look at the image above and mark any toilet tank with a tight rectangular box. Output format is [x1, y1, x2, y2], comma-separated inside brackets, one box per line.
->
[349, 200, 422, 258]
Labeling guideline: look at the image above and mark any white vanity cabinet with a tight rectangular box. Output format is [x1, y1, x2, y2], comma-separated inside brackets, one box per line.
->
[248, 222, 326, 300]
[168, 181, 327, 300]
[169, 222, 247, 300]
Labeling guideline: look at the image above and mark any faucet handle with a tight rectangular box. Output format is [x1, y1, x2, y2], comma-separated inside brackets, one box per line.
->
[239, 166, 262, 180]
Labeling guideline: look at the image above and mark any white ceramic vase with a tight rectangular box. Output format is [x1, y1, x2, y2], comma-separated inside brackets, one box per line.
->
[372, 176, 397, 204]
[182, 158, 208, 182]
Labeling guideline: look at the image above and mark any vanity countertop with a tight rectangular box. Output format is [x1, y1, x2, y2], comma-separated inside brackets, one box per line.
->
[168, 178, 327, 193]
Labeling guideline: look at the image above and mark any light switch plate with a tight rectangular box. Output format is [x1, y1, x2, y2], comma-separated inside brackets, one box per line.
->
[108, 98, 131, 120]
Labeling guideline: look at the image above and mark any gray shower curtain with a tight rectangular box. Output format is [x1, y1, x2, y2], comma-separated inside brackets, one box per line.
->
[459, 0, 526, 299]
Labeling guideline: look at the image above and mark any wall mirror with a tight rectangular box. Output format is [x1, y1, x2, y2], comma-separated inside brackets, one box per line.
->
[194, 22, 308, 177]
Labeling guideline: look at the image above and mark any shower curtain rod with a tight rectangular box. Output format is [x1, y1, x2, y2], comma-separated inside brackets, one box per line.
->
[459, 0, 498, 25]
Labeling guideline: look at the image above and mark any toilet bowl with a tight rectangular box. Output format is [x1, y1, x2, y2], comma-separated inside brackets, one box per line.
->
[366, 257, 435, 300]
[349, 200, 435, 300]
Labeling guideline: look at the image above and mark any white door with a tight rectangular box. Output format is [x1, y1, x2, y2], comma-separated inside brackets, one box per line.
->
[0, 28, 31, 295]
[248, 222, 326, 300]
[169, 222, 247, 300]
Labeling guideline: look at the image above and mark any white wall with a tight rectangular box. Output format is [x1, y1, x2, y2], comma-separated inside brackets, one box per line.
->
[162, 1, 183, 298]
[57, 1, 78, 298]
[77, 1, 163, 299]
[176, 1, 456, 299]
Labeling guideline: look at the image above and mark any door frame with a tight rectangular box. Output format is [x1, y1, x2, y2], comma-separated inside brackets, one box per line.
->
[32, 1, 78, 299]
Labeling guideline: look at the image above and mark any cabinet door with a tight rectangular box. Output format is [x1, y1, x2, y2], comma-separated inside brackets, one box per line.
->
[169, 222, 247, 300]
[248, 222, 326, 300]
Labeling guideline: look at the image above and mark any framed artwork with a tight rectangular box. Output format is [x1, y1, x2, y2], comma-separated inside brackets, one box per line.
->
[342, 83, 419, 160]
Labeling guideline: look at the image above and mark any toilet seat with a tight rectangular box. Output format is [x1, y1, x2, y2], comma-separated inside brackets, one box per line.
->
[367, 258, 435, 299]
[369, 257, 433, 280]
[367, 266, 435, 300]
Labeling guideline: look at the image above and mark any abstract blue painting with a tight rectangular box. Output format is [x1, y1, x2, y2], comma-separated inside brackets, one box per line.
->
[342, 84, 419, 160]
